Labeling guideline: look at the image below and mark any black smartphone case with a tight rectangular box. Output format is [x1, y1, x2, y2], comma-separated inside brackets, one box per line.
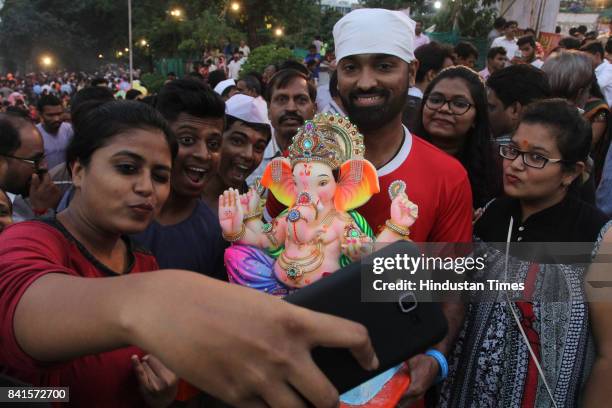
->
[284, 241, 448, 394]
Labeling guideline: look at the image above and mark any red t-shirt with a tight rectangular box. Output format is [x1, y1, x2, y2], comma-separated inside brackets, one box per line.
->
[0, 220, 159, 407]
[266, 132, 473, 243]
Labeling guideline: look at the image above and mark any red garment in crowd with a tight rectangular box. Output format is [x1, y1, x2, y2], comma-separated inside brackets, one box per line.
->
[517, 262, 542, 408]
[266, 132, 473, 243]
[0, 220, 159, 407]
[356, 134, 473, 243]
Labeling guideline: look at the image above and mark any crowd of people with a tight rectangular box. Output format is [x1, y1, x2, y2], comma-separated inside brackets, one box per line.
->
[0, 6, 612, 408]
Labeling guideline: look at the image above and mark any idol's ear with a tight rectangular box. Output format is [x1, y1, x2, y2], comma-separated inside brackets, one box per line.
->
[261, 158, 296, 207]
[334, 159, 380, 212]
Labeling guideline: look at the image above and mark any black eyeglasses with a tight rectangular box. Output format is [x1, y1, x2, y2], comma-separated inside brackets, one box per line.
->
[0, 153, 46, 168]
[499, 144, 567, 169]
[425, 94, 473, 116]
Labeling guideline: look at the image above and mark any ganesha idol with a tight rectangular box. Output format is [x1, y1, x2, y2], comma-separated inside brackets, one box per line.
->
[218, 113, 419, 406]
[219, 113, 418, 295]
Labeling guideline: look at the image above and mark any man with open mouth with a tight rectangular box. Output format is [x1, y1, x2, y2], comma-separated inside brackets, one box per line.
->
[203, 94, 271, 213]
[133, 78, 228, 281]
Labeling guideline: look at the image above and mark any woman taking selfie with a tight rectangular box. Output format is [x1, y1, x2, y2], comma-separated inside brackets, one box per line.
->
[0, 101, 378, 407]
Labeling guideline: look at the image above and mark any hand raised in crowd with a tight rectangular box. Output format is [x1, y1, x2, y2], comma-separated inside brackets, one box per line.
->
[132, 354, 178, 408]
[28, 171, 62, 211]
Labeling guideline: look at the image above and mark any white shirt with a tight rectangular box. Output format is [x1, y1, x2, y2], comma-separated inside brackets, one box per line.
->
[414, 33, 430, 50]
[321, 100, 346, 116]
[530, 59, 544, 69]
[316, 85, 332, 112]
[227, 59, 243, 80]
[239, 45, 250, 57]
[488, 29, 502, 44]
[491, 36, 519, 62]
[408, 87, 423, 99]
[596, 60, 612, 107]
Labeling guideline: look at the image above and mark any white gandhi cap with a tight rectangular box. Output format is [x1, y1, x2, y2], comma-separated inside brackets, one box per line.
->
[214, 78, 236, 95]
[225, 94, 271, 126]
[333, 8, 416, 64]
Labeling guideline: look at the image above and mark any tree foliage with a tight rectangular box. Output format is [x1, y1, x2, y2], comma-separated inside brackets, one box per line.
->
[239, 44, 294, 76]
[433, 0, 496, 38]
[140, 72, 166, 93]
[0, 0, 339, 72]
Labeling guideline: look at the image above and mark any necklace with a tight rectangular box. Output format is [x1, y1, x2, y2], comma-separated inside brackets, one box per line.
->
[278, 209, 338, 281]
[278, 242, 324, 281]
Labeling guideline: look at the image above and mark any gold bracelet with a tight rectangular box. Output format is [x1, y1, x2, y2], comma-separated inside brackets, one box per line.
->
[243, 211, 263, 222]
[385, 219, 410, 237]
[222, 224, 246, 242]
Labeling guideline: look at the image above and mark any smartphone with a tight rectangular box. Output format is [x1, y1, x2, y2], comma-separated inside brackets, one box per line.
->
[284, 241, 448, 394]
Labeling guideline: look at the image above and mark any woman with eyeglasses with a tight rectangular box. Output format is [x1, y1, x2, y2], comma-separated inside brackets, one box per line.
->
[439, 99, 612, 407]
[415, 66, 502, 210]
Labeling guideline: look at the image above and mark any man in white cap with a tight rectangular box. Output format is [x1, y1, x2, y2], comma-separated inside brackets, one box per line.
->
[213, 78, 238, 101]
[333, 8, 473, 405]
[203, 94, 272, 211]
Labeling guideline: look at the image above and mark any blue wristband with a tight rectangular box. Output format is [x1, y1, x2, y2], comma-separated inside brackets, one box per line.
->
[425, 349, 448, 383]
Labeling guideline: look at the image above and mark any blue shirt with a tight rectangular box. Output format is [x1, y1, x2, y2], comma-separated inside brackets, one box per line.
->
[36, 122, 73, 169]
[304, 53, 322, 79]
[133, 201, 228, 280]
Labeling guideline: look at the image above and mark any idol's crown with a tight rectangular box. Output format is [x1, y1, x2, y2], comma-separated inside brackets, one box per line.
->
[288, 113, 365, 169]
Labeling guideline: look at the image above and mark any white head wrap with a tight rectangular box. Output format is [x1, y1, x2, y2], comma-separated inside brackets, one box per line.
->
[214, 78, 236, 95]
[333, 8, 416, 64]
[225, 94, 270, 126]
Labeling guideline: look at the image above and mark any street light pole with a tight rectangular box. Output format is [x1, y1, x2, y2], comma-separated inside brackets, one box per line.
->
[128, 0, 134, 83]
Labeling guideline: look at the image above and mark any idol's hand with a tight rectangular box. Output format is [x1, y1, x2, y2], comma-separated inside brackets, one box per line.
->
[342, 235, 373, 261]
[219, 188, 244, 235]
[390, 193, 418, 229]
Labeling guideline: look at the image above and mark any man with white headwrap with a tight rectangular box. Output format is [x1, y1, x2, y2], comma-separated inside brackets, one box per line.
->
[333, 8, 473, 406]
